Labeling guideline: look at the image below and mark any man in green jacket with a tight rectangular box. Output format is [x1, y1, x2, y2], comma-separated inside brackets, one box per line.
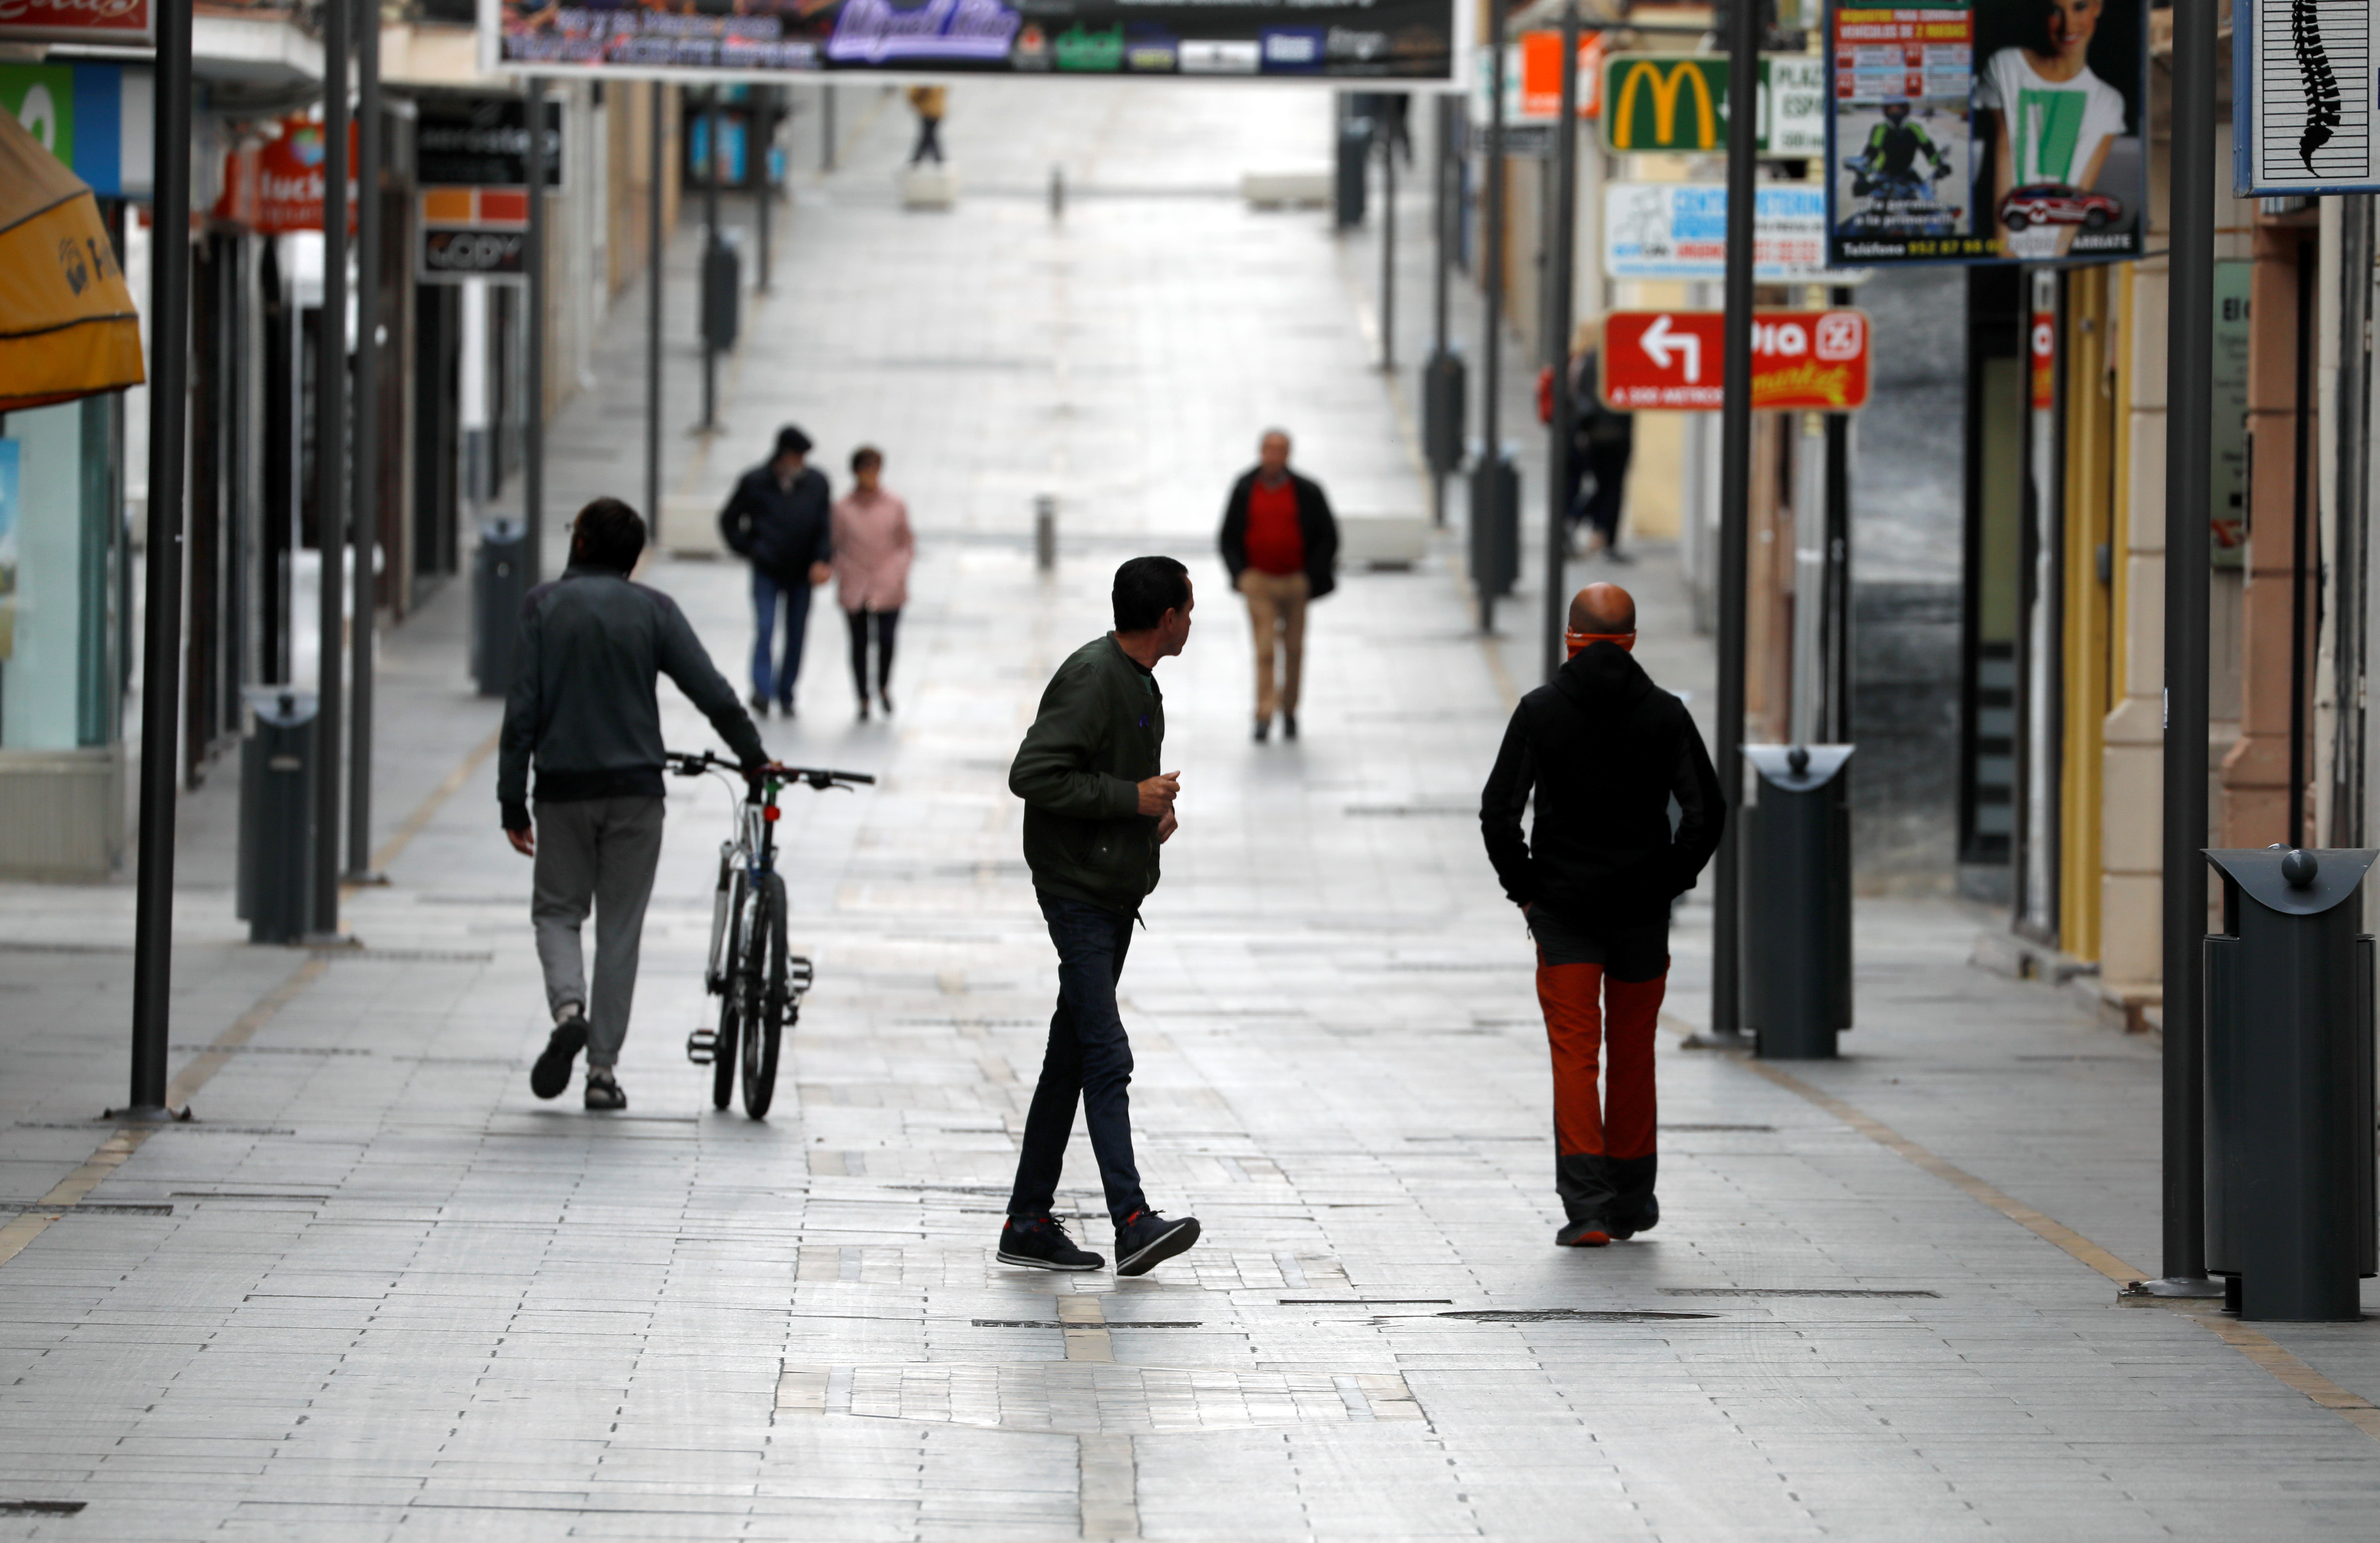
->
[997, 556, 1203, 1276]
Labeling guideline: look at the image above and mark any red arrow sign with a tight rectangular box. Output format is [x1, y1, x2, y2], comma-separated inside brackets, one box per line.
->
[1599, 309, 1871, 411]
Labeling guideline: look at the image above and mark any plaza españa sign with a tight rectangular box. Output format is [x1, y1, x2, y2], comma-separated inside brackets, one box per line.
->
[1599, 53, 1827, 155]
[2235, 0, 2380, 192]
[482, 0, 1456, 81]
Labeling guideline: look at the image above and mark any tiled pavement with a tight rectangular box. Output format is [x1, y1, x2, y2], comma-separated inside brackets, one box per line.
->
[6, 81, 2380, 1541]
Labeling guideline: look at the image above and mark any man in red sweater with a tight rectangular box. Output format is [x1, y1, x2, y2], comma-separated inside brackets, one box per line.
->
[1218, 429, 1339, 741]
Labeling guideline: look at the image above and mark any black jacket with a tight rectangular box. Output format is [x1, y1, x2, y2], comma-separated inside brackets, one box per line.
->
[498, 566, 767, 830]
[1008, 635, 1166, 913]
[1218, 468, 1339, 600]
[720, 462, 832, 583]
[1479, 642, 1724, 927]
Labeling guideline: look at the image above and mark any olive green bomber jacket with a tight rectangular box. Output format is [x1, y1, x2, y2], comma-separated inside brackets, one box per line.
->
[1008, 635, 1164, 912]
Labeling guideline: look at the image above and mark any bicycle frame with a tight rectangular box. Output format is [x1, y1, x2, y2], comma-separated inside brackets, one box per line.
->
[705, 771, 781, 998]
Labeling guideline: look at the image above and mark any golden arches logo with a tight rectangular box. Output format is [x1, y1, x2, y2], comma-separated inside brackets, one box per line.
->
[1610, 60, 1717, 150]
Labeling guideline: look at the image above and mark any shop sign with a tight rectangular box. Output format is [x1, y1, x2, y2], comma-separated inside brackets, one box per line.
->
[1598, 53, 1826, 155]
[2236, 0, 2380, 193]
[1598, 309, 1872, 411]
[232, 117, 359, 235]
[2209, 259, 2253, 566]
[0, 0, 153, 47]
[414, 96, 563, 189]
[487, 0, 1454, 81]
[1824, 0, 2150, 266]
[1517, 30, 1605, 119]
[1603, 181, 1871, 282]
[416, 185, 530, 283]
[0, 61, 152, 196]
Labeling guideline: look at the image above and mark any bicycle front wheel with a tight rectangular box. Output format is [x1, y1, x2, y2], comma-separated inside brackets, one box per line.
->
[741, 873, 788, 1120]
[711, 871, 750, 1112]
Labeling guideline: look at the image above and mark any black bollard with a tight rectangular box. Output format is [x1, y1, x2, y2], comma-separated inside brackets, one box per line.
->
[1741, 746, 1855, 1059]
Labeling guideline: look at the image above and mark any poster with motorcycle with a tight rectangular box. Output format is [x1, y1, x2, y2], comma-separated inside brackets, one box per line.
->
[1825, 0, 2148, 266]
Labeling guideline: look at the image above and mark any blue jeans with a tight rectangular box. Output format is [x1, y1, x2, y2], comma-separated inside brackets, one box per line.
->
[751, 569, 813, 705]
[1008, 893, 1149, 1228]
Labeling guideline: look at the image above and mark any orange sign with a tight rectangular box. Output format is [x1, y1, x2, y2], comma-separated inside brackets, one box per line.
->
[2030, 311, 2055, 409]
[214, 117, 357, 235]
[1599, 310, 1872, 412]
[1518, 31, 1603, 119]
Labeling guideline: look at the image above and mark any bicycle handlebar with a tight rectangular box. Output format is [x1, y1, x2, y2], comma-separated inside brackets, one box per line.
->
[665, 749, 875, 789]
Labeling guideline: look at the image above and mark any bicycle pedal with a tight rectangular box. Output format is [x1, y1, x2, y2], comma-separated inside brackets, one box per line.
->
[788, 957, 816, 994]
[685, 1027, 718, 1065]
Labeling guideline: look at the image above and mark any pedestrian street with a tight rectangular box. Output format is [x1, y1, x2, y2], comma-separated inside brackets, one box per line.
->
[5, 78, 2380, 1543]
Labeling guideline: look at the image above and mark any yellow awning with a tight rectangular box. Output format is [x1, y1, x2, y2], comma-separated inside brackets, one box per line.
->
[0, 106, 144, 413]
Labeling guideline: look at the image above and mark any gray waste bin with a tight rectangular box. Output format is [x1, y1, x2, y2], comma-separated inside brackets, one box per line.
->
[1469, 446, 1520, 604]
[701, 233, 741, 351]
[2203, 845, 2379, 1321]
[474, 518, 528, 698]
[1741, 745, 1854, 1059]
[1334, 114, 1372, 228]
[236, 689, 320, 945]
[1424, 348, 1467, 479]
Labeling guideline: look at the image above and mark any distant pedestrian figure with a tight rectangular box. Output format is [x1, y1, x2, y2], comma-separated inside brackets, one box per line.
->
[1539, 320, 1634, 561]
[501, 498, 769, 1112]
[997, 556, 1203, 1278]
[832, 445, 914, 720]
[1218, 428, 1338, 742]
[719, 425, 833, 717]
[1479, 583, 1724, 1247]
[907, 85, 946, 164]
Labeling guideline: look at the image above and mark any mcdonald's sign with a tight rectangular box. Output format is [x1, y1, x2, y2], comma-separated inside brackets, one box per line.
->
[1599, 53, 1824, 155]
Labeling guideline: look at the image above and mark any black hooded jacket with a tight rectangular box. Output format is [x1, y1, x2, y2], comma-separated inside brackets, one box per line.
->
[1479, 641, 1724, 927]
[719, 462, 832, 583]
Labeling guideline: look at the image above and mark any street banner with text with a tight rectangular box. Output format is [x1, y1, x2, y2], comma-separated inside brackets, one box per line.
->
[1825, 0, 2149, 265]
[0, 0, 151, 47]
[1604, 181, 1871, 282]
[486, 0, 1455, 81]
[1599, 52, 1827, 155]
[1599, 309, 1872, 411]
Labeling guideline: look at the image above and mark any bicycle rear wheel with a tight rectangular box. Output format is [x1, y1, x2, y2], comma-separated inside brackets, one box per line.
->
[741, 873, 788, 1119]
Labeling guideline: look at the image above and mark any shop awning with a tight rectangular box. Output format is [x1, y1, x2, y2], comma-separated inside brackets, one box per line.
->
[0, 107, 144, 414]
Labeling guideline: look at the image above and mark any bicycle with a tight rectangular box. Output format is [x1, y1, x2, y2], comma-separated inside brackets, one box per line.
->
[668, 750, 874, 1118]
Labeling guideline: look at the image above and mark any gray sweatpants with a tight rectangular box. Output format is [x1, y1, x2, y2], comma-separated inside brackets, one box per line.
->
[531, 796, 666, 1069]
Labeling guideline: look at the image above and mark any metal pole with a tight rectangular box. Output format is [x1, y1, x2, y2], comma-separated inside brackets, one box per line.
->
[1540, 3, 1580, 684]
[347, 0, 381, 883]
[820, 81, 835, 173]
[311, 0, 350, 938]
[2333, 196, 2372, 847]
[1379, 107, 1396, 373]
[123, 0, 195, 1116]
[755, 86, 772, 294]
[702, 87, 720, 434]
[524, 83, 547, 580]
[1431, 94, 1453, 528]
[1825, 283, 1855, 744]
[2144, 0, 2221, 1298]
[1479, 0, 1507, 633]
[2289, 245, 2316, 847]
[646, 82, 664, 539]
[1710, 0, 1758, 1043]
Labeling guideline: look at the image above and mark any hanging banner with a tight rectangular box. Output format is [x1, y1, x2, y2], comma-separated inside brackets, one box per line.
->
[1826, 0, 2148, 266]
[1598, 309, 1873, 411]
[483, 0, 1457, 81]
[1604, 181, 1871, 282]
[1598, 53, 1828, 155]
[0, 62, 154, 196]
[0, 0, 152, 47]
[222, 117, 358, 236]
[415, 97, 563, 189]
[2236, 0, 2380, 191]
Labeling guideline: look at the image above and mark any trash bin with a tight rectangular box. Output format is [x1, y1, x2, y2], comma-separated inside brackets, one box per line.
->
[236, 689, 320, 945]
[474, 518, 528, 698]
[1335, 113, 1372, 228]
[1424, 348, 1467, 478]
[701, 232, 741, 351]
[1469, 444, 1519, 603]
[2203, 845, 2379, 1321]
[1740, 744, 1854, 1059]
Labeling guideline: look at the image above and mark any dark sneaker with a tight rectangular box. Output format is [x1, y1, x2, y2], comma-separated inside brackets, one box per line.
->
[749, 694, 771, 717]
[1556, 1217, 1612, 1248]
[1113, 1210, 1200, 1277]
[584, 1070, 626, 1111]
[1253, 717, 1270, 743]
[996, 1214, 1104, 1272]
[1610, 1196, 1659, 1240]
[531, 1014, 589, 1100]
[1282, 712, 1299, 741]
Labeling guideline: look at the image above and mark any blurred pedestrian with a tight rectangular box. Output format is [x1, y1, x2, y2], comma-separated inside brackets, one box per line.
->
[1539, 320, 1635, 562]
[501, 497, 769, 1112]
[1478, 583, 1723, 1247]
[719, 425, 833, 717]
[1218, 428, 1338, 742]
[832, 445, 915, 720]
[997, 556, 1203, 1278]
[907, 85, 946, 165]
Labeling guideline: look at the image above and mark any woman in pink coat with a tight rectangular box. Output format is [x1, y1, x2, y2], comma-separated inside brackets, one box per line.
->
[832, 446, 916, 719]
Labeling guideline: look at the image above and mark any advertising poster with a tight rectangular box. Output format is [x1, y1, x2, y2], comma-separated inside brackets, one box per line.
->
[1826, 0, 2148, 266]
[1605, 182, 1869, 282]
[487, 0, 1456, 82]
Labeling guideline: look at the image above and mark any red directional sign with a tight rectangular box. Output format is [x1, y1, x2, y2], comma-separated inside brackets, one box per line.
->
[1599, 309, 1871, 412]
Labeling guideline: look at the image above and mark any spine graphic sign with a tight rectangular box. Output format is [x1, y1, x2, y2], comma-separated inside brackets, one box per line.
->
[2237, 0, 2379, 191]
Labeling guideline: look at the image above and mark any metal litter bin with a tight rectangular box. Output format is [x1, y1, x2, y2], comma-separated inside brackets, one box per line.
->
[236, 689, 320, 945]
[474, 518, 528, 698]
[1469, 445, 1520, 607]
[701, 232, 741, 351]
[2203, 846, 2379, 1321]
[1741, 745, 1854, 1059]
[1335, 112, 1372, 228]
[1424, 347, 1467, 481]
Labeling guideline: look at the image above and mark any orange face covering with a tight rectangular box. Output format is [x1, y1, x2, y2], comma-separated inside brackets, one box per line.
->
[1565, 631, 1637, 658]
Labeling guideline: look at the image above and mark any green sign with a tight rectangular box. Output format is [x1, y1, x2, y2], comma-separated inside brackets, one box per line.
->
[1599, 53, 1824, 156]
[1054, 24, 1124, 72]
[0, 64, 76, 168]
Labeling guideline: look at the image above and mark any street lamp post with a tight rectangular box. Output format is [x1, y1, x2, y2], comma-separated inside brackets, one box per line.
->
[347, 0, 384, 885]
[310, 0, 351, 941]
[1539, 3, 1582, 684]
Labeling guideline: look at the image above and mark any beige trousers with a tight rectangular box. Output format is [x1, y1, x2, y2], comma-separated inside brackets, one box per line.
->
[1239, 569, 1310, 720]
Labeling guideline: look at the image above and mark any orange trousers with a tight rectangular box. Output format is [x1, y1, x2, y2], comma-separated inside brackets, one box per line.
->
[1535, 959, 1664, 1161]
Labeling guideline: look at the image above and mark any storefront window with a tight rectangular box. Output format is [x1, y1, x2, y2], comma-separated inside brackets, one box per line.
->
[0, 394, 121, 752]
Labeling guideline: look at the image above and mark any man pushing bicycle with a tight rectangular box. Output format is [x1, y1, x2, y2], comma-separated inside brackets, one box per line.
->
[500, 496, 769, 1111]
